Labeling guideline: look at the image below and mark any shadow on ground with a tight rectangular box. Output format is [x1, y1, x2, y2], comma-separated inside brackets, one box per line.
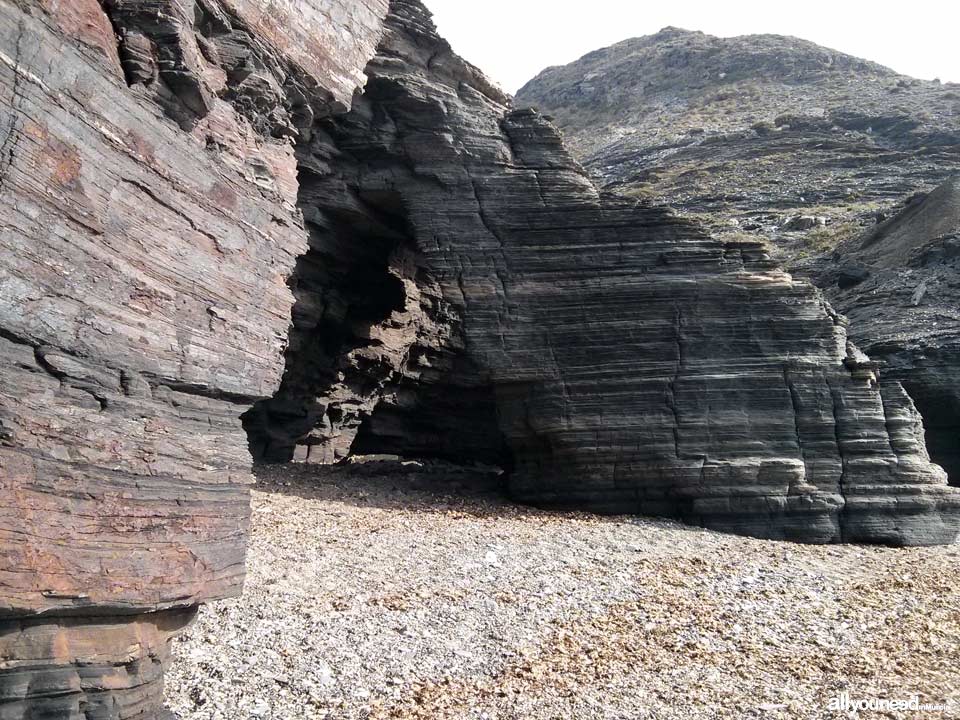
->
[253, 457, 517, 516]
[253, 458, 692, 533]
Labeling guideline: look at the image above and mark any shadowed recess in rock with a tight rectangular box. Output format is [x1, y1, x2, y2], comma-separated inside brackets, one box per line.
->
[906, 377, 960, 487]
[243, 177, 507, 467]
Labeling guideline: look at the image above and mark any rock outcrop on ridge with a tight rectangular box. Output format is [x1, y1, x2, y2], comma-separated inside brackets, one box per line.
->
[515, 28, 960, 253]
[0, 0, 387, 716]
[249, 0, 960, 548]
[813, 176, 960, 487]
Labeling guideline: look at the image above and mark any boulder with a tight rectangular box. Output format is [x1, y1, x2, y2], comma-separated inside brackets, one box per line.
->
[836, 265, 871, 289]
[783, 215, 827, 231]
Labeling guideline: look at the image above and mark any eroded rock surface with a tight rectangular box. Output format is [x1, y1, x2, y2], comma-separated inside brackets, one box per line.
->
[516, 30, 960, 489]
[102, 0, 388, 134]
[813, 177, 960, 486]
[0, 0, 387, 716]
[2, 2, 959, 716]
[252, 0, 960, 547]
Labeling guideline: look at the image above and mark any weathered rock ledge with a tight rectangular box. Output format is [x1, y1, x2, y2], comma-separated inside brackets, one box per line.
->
[814, 176, 960, 488]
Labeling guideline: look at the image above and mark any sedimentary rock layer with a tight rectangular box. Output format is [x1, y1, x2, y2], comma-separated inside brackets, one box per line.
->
[103, 0, 388, 133]
[257, 0, 960, 546]
[815, 177, 960, 486]
[1, 1, 958, 715]
[0, 0, 386, 716]
[514, 28, 960, 490]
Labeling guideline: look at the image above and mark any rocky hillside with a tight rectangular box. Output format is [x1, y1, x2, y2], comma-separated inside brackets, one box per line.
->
[516, 28, 960, 256]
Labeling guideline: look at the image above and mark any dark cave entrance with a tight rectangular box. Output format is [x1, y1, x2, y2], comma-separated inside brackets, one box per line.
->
[243, 173, 507, 471]
[242, 181, 420, 464]
[905, 383, 960, 487]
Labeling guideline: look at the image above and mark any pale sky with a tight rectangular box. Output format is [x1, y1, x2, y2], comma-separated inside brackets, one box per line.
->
[425, 0, 960, 95]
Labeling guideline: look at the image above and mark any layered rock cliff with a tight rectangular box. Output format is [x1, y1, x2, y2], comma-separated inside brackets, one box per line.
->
[0, 0, 387, 716]
[2, 3, 959, 717]
[251, 0, 960, 548]
[813, 176, 960, 487]
[515, 30, 960, 488]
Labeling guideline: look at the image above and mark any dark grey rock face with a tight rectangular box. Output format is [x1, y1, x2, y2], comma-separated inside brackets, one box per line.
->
[254, 0, 960, 547]
[0, 0, 387, 716]
[243, 202, 507, 467]
[515, 28, 960, 492]
[814, 177, 960, 486]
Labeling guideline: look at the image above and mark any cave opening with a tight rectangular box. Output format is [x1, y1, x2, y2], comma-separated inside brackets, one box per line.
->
[243, 178, 417, 464]
[905, 384, 960, 487]
[243, 168, 508, 472]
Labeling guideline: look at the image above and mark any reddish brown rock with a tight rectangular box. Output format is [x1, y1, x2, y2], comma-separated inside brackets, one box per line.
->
[0, 0, 386, 716]
[102, 0, 389, 133]
[221, 0, 390, 113]
[29, 0, 124, 76]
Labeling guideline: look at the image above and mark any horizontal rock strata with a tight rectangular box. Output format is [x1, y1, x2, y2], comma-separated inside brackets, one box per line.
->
[815, 177, 960, 486]
[0, 0, 386, 716]
[514, 27, 960, 501]
[2, 1, 959, 715]
[255, 0, 960, 546]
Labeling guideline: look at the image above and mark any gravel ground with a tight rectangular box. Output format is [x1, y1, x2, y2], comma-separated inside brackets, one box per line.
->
[166, 460, 960, 720]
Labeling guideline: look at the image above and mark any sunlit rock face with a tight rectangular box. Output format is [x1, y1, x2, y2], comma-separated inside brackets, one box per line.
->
[252, 0, 960, 547]
[0, 0, 387, 715]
